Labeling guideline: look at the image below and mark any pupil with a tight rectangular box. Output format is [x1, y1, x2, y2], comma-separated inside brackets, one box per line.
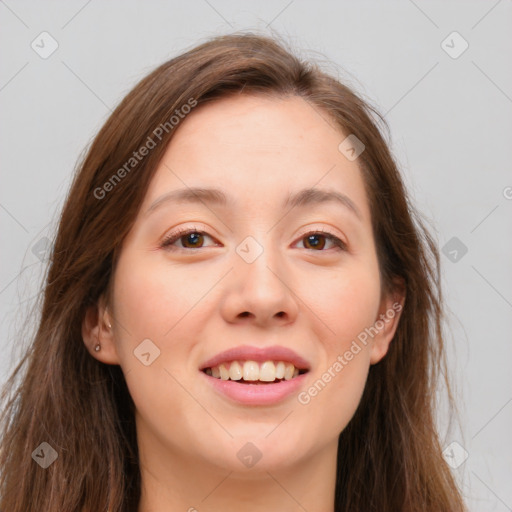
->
[185, 233, 202, 247]
[306, 234, 325, 250]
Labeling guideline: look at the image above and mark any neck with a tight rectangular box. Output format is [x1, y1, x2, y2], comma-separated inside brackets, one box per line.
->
[136, 426, 338, 512]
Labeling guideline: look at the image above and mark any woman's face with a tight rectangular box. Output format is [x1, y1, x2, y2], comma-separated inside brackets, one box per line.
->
[92, 94, 402, 474]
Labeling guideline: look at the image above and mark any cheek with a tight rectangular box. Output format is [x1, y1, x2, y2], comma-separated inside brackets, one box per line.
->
[294, 259, 379, 431]
[298, 311, 373, 438]
[305, 351, 370, 437]
[300, 255, 382, 348]
[111, 253, 210, 444]
[112, 249, 215, 349]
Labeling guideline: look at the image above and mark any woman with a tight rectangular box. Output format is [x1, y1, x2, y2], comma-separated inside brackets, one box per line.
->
[0, 32, 466, 511]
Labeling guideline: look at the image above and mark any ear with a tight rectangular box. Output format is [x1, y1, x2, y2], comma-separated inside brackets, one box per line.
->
[369, 278, 406, 365]
[82, 295, 120, 365]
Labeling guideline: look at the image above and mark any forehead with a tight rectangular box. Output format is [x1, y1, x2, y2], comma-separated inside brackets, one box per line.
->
[170, 93, 342, 156]
[142, 94, 371, 222]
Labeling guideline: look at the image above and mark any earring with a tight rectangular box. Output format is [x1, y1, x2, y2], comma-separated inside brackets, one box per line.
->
[95, 317, 111, 353]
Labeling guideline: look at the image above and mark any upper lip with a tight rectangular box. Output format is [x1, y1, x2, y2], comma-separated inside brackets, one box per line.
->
[200, 345, 311, 371]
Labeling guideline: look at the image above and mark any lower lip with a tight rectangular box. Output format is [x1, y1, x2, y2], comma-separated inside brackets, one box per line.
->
[201, 371, 308, 405]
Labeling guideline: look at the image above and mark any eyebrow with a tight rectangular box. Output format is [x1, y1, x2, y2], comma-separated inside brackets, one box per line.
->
[145, 186, 362, 220]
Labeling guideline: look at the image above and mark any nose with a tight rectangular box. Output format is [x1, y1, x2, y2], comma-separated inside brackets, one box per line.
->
[220, 242, 300, 328]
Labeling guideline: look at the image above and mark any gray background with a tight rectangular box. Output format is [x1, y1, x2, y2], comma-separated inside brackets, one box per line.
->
[1, 1, 511, 510]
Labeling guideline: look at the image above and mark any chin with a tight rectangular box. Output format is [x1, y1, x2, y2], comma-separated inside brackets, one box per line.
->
[197, 429, 311, 474]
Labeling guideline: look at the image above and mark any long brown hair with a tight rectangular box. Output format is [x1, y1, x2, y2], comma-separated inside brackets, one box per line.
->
[0, 32, 466, 511]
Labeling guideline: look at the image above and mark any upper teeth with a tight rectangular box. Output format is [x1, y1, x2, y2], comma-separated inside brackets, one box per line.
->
[205, 360, 300, 382]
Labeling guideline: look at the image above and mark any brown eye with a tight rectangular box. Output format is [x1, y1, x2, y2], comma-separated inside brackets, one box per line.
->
[303, 234, 327, 250]
[161, 229, 216, 251]
[181, 232, 204, 248]
[296, 231, 346, 251]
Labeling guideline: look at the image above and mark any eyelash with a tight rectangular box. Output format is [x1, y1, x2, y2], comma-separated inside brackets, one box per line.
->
[160, 226, 347, 252]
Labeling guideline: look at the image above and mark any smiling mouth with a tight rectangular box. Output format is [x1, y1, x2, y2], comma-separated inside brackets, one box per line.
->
[202, 360, 308, 384]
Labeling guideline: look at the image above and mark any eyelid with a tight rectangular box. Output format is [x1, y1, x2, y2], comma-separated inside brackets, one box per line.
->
[160, 224, 215, 248]
[294, 226, 347, 251]
[160, 224, 348, 251]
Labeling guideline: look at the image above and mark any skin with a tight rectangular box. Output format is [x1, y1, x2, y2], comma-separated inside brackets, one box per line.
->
[83, 94, 405, 512]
